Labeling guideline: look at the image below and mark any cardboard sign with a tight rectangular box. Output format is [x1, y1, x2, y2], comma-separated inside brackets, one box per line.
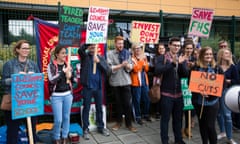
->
[86, 6, 109, 44]
[188, 8, 214, 38]
[131, 21, 160, 44]
[59, 5, 83, 47]
[11, 73, 44, 119]
[189, 71, 224, 97]
[181, 78, 194, 110]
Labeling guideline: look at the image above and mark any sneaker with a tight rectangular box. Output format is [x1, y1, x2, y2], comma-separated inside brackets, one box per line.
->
[217, 132, 226, 140]
[112, 123, 121, 131]
[136, 119, 144, 125]
[155, 113, 160, 120]
[228, 139, 237, 144]
[127, 126, 137, 133]
[83, 130, 90, 140]
[99, 129, 110, 136]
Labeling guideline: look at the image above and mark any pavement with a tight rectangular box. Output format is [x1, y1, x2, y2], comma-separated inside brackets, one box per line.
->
[77, 116, 240, 144]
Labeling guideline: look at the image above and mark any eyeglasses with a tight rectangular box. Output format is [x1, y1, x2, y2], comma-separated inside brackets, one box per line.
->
[20, 47, 31, 50]
[172, 44, 180, 47]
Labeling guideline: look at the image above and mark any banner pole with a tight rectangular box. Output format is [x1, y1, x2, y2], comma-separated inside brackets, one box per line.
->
[66, 47, 71, 83]
[27, 117, 34, 144]
[93, 44, 98, 74]
[188, 110, 191, 140]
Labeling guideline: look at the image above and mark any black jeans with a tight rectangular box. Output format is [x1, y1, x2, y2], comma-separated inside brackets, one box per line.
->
[4, 111, 37, 144]
[195, 101, 219, 144]
[113, 85, 133, 127]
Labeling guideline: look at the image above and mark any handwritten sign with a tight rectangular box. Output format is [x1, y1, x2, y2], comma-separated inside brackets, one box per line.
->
[86, 6, 109, 44]
[11, 73, 44, 120]
[131, 21, 160, 44]
[189, 71, 224, 97]
[181, 78, 194, 110]
[59, 5, 83, 47]
[188, 8, 214, 38]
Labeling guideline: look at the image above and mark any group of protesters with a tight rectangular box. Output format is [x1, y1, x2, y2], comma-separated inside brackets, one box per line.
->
[1, 36, 240, 144]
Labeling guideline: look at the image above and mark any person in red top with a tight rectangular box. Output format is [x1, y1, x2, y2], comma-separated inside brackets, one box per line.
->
[131, 43, 151, 125]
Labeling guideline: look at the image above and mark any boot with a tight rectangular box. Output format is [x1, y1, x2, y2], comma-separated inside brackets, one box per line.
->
[184, 128, 192, 138]
[53, 139, 61, 144]
[62, 138, 69, 144]
[182, 128, 187, 138]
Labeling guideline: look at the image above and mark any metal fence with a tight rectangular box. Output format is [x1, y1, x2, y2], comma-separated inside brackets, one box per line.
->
[0, 1, 240, 125]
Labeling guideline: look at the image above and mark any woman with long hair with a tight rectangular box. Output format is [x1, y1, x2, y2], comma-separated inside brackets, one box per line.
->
[216, 48, 238, 144]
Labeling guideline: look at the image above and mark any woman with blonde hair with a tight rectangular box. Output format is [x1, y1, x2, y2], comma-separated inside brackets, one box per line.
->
[216, 48, 238, 144]
[191, 46, 224, 144]
[131, 43, 151, 125]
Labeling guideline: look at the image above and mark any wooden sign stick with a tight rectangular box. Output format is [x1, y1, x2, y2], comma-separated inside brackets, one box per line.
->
[27, 117, 34, 144]
[66, 47, 71, 83]
[93, 44, 98, 74]
[188, 110, 191, 140]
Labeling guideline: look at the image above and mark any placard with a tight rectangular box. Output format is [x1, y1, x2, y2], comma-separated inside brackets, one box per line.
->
[11, 73, 44, 119]
[59, 5, 83, 47]
[86, 6, 109, 44]
[189, 71, 224, 97]
[131, 21, 160, 44]
[181, 78, 194, 110]
[188, 8, 214, 38]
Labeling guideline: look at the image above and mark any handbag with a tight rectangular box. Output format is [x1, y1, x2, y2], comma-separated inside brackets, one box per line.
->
[149, 76, 162, 103]
[0, 94, 11, 111]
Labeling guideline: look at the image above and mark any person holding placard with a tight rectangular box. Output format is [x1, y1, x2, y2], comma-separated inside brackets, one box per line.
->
[47, 45, 73, 144]
[130, 43, 151, 125]
[78, 43, 110, 140]
[1, 40, 40, 144]
[155, 37, 189, 144]
[180, 40, 196, 138]
[216, 48, 238, 144]
[107, 36, 137, 132]
[191, 46, 224, 144]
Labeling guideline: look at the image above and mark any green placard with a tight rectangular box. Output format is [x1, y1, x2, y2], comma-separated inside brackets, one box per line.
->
[181, 78, 194, 110]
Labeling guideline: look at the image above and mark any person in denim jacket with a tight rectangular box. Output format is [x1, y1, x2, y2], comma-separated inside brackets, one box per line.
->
[1, 40, 40, 144]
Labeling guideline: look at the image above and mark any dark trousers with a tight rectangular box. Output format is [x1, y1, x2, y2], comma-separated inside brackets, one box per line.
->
[195, 101, 219, 144]
[4, 111, 37, 144]
[113, 85, 133, 127]
[82, 87, 104, 131]
[160, 95, 184, 144]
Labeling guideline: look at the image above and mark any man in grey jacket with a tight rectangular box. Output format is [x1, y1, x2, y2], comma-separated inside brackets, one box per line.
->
[107, 36, 137, 132]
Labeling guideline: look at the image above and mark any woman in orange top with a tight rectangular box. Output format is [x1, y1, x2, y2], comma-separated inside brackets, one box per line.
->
[131, 43, 151, 125]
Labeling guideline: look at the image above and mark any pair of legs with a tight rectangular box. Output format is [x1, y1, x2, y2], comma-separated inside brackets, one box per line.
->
[4, 110, 38, 144]
[195, 102, 219, 144]
[51, 93, 73, 140]
[132, 85, 150, 121]
[82, 87, 104, 132]
[113, 85, 133, 127]
[160, 95, 184, 144]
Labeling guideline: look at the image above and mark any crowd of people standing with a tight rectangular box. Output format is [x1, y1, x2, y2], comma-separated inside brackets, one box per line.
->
[1, 37, 240, 144]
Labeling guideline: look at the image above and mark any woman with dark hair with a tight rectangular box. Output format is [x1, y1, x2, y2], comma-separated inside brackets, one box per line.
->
[191, 46, 223, 144]
[1, 39, 40, 144]
[47, 45, 73, 144]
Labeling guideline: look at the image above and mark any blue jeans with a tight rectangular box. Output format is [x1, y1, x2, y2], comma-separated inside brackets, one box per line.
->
[160, 95, 184, 144]
[82, 87, 104, 131]
[217, 89, 233, 139]
[132, 85, 150, 120]
[51, 93, 73, 140]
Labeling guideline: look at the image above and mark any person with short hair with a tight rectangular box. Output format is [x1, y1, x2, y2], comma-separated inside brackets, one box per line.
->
[155, 37, 189, 144]
[107, 36, 137, 132]
[78, 43, 110, 140]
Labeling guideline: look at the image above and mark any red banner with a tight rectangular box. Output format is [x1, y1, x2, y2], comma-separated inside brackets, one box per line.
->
[34, 18, 105, 113]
